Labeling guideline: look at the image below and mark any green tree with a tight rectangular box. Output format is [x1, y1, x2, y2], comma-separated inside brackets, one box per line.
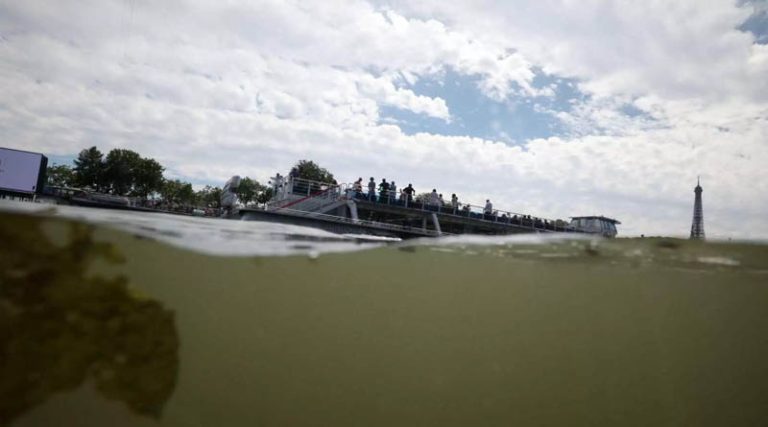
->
[235, 177, 265, 206]
[195, 185, 222, 208]
[291, 160, 335, 183]
[46, 164, 75, 187]
[161, 179, 195, 205]
[160, 179, 181, 204]
[103, 149, 142, 195]
[73, 146, 105, 190]
[255, 187, 273, 205]
[133, 158, 164, 199]
[177, 182, 195, 205]
[414, 192, 431, 204]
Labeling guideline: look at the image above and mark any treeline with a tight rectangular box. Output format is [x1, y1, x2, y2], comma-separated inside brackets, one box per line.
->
[46, 146, 272, 208]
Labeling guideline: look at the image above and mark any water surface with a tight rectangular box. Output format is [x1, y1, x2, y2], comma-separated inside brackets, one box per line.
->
[2, 201, 767, 426]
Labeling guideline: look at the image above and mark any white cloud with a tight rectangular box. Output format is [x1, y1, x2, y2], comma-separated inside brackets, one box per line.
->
[1, 0, 767, 239]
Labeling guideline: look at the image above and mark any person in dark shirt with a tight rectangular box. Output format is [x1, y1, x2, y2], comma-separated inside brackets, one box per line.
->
[379, 178, 390, 203]
[403, 183, 415, 204]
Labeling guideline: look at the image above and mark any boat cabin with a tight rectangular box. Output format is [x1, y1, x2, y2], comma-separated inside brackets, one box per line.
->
[570, 216, 620, 238]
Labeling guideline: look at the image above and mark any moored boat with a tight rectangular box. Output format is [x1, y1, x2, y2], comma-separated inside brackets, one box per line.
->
[235, 176, 621, 239]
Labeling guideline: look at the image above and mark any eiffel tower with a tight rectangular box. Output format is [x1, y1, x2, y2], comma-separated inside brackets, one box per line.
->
[690, 177, 705, 240]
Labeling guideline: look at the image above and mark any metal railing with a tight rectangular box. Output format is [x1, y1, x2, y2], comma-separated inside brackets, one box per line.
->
[348, 189, 574, 233]
[268, 177, 345, 211]
[269, 177, 581, 234]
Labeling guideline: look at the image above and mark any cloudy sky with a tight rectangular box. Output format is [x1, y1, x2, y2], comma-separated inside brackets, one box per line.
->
[1, 0, 767, 239]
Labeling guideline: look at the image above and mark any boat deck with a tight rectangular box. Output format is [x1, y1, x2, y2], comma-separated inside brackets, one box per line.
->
[353, 198, 571, 235]
[249, 177, 613, 238]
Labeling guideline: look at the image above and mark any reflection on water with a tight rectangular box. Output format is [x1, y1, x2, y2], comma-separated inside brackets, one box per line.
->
[0, 213, 178, 425]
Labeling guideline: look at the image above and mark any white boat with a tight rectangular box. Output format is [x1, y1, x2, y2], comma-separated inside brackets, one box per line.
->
[233, 176, 621, 239]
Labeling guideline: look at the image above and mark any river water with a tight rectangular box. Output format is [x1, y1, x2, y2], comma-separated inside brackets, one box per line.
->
[2, 200, 768, 426]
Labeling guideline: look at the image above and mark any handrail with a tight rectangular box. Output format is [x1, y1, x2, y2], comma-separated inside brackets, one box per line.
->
[270, 176, 580, 233]
[349, 193, 569, 232]
[277, 187, 333, 209]
[270, 177, 346, 209]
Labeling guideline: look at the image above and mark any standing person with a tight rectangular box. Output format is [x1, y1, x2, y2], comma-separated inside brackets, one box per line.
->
[275, 172, 291, 196]
[271, 173, 284, 195]
[484, 199, 493, 219]
[354, 177, 363, 197]
[438, 193, 445, 207]
[367, 177, 376, 201]
[428, 189, 439, 206]
[379, 178, 390, 203]
[288, 167, 302, 194]
[389, 181, 397, 204]
[451, 193, 458, 213]
[403, 183, 415, 204]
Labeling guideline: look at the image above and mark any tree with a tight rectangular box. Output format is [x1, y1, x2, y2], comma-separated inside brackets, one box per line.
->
[73, 146, 105, 190]
[414, 192, 431, 204]
[235, 177, 266, 206]
[177, 182, 195, 205]
[160, 179, 195, 205]
[291, 160, 334, 183]
[103, 149, 142, 195]
[46, 164, 75, 187]
[160, 179, 181, 204]
[133, 158, 164, 199]
[195, 185, 222, 208]
[256, 187, 273, 205]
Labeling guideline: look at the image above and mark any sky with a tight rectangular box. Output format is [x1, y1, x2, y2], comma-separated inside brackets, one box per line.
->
[1, 0, 767, 239]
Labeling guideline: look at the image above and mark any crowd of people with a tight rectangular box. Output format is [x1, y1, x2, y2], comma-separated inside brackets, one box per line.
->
[347, 176, 560, 228]
[271, 173, 562, 230]
[351, 176, 496, 216]
[352, 177, 425, 206]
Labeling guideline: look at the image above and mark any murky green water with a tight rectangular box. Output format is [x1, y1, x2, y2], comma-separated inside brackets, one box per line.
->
[2, 208, 768, 426]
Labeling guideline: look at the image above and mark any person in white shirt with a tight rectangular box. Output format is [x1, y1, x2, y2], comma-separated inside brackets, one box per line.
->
[428, 189, 439, 206]
[484, 199, 493, 215]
